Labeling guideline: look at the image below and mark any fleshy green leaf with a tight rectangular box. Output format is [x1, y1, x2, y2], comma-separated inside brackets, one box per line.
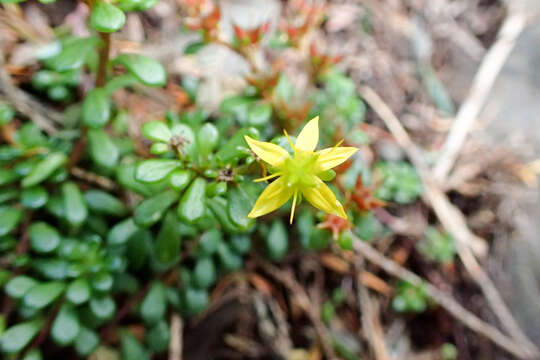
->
[21, 152, 67, 188]
[216, 127, 259, 163]
[220, 95, 252, 124]
[206, 197, 243, 234]
[134, 190, 178, 228]
[206, 181, 227, 198]
[153, 211, 182, 269]
[16, 123, 47, 149]
[116, 0, 158, 11]
[5, 276, 38, 299]
[177, 178, 206, 223]
[66, 278, 91, 305]
[91, 272, 113, 292]
[197, 123, 219, 155]
[217, 242, 242, 271]
[89, 296, 116, 320]
[126, 229, 152, 270]
[22, 349, 42, 360]
[121, 331, 149, 360]
[168, 169, 193, 192]
[74, 327, 99, 356]
[62, 182, 88, 226]
[0, 104, 15, 125]
[84, 190, 128, 216]
[193, 257, 216, 289]
[33, 259, 68, 280]
[90, 1, 126, 33]
[107, 218, 139, 246]
[88, 128, 119, 168]
[21, 186, 48, 209]
[0, 168, 19, 186]
[170, 123, 196, 158]
[266, 220, 288, 261]
[117, 163, 168, 196]
[140, 282, 166, 325]
[0, 318, 44, 354]
[46, 37, 99, 72]
[227, 185, 255, 230]
[146, 320, 170, 352]
[182, 287, 209, 316]
[29, 222, 60, 253]
[197, 229, 222, 256]
[0, 206, 23, 237]
[183, 41, 205, 55]
[248, 102, 272, 126]
[135, 159, 182, 183]
[150, 142, 169, 155]
[23, 282, 65, 309]
[141, 121, 171, 143]
[230, 234, 251, 254]
[114, 53, 166, 86]
[51, 304, 80, 345]
[83, 89, 110, 128]
[0, 187, 19, 204]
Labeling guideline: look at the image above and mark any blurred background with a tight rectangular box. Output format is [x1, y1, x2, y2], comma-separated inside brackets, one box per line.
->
[1, 0, 540, 359]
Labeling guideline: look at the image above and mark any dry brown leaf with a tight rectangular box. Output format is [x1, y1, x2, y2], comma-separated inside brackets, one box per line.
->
[360, 271, 392, 296]
[248, 272, 274, 296]
[319, 252, 350, 274]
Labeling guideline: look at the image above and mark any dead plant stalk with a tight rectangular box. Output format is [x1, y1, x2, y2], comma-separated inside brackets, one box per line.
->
[352, 238, 536, 359]
[433, 10, 527, 182]
[358, 85, 539, 359]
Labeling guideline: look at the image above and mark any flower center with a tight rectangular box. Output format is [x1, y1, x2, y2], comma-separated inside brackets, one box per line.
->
[283, 150, 318, 189]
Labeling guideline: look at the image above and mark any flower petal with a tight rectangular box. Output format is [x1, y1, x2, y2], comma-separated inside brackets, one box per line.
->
[315, 146, 358, 172]
[248, 177, 293, 218]
[294, 116, 319, 152]
[302, 177, 347, 219]
[244, 136, 290, 168]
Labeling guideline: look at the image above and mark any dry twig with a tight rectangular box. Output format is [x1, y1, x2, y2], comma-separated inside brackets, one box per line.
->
[433, 10, 527, 182]
[224, 334, 265, 358]
[360, 85, 487, 256]
[355, 259, 391, 360]
[259, 260, 338, 360]
[169, 314, 183, 360]
[0, 65, 60, 134]
[358, 85, 539, 359]
[253, 292, 293, 357]
[352, 237, 535, 359]
[70, 167, 117, 191]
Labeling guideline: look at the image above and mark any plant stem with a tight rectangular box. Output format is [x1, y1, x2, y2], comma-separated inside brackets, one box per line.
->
[69, 31, 110, 168]
[96, 32, 111, 87]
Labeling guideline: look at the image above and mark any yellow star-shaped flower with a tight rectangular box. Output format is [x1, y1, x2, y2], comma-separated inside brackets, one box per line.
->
[244, 116, 358, 223]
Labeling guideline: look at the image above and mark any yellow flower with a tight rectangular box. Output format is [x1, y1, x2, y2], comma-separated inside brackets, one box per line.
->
[244, 116, 358, 223]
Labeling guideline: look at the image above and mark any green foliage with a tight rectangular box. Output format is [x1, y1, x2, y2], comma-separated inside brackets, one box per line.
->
[51, 304, 80, 345]
[266, 220, 288, 261]
[121, 331, 149, 360]
[417, 227, 456, 264]
[441, 343, 459, 360]
[90, 1, 126, 33]
[375, 161, 423, 204]
[113, 54, 167, 87]
[321, 287, 348, 324]
[83, 89, 111, 128]
[140, 282, 166, 325]
[392, 281, 429, 313]
[0, 2, 389, 358]
[44, 37, 100, 72]
[0, 318, 44, 354]
[0, 103, 15, 125]
[312, 70, 366, 140]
